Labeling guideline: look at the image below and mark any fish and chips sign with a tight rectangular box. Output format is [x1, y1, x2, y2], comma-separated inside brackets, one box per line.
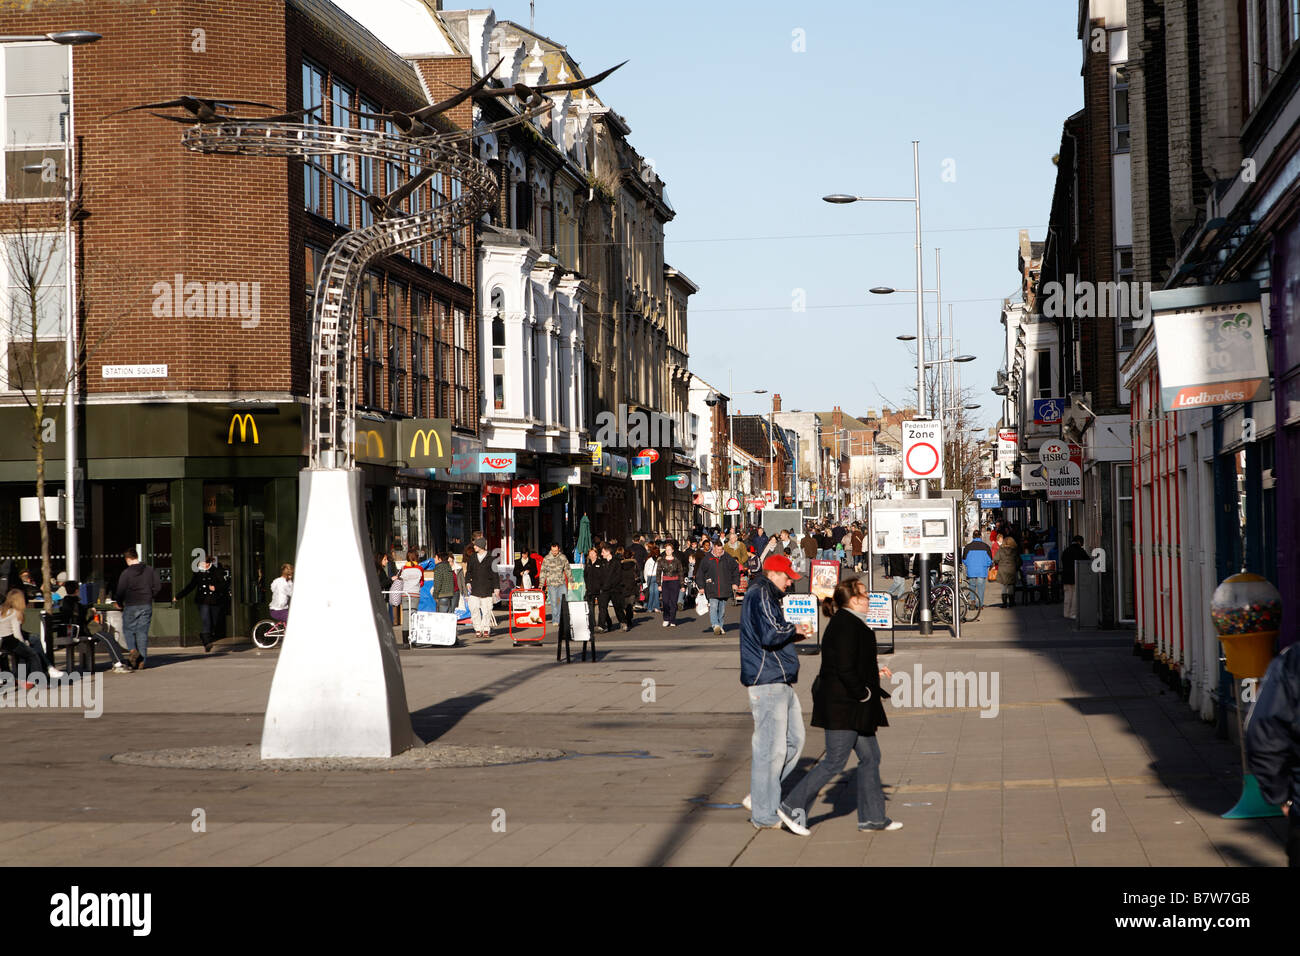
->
[1151, 284, 1269, 412]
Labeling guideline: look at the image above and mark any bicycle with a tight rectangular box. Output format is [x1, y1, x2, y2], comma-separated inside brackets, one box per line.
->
[899, 577, 955, 627]
[252, 617, 286, 649]
[937, 568, 982, 623]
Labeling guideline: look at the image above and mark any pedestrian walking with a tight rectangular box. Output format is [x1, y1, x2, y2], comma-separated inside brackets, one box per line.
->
[1060, 535, 1090, 620]
[779, 576, 900, 834]
[431, 552, 457, 613]
[995, 529, 1019, 608]
[539, 543, 570, 625]
[464, 537, 499, 640]
[656, 541, 684, 628]
[1245, 645, 1300, 866]
[699, 539, 739, 635]
[961, 530, 993, 609]
[740, 553, 814, 833]
[115, 547, 160, 670]
[596, 543, 628, 632]
[643, 545, 660, 615]
[172, 555, 233, 653]
[617, 547, 640, 627]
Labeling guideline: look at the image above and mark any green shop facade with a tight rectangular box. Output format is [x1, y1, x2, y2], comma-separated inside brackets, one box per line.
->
[0, 401, 454, 645]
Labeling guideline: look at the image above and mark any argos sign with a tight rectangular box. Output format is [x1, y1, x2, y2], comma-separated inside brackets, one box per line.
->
[477, 452, 517, 474]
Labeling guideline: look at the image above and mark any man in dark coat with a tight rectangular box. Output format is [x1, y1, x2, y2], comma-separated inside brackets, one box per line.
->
[1060, 535, 1090, 620]
[596, 543, 627, 631]
[698, 540, 739, 635]
[172, 556, 232, 653]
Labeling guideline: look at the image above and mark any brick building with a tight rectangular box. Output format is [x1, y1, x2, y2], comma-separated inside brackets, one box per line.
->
[0, 0, 482, 642]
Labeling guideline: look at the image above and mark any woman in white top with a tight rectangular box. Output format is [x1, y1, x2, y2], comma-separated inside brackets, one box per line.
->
[269, 564, 293, 623]
[1, 588, 62, 680]
[643, 547, 660, 614]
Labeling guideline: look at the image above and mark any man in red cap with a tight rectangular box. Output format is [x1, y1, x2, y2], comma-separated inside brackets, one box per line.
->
[739, 552, 814, 834]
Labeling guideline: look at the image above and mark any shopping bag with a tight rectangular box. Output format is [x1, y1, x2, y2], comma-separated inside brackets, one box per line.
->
[455, 595, 471, 621]
[988, 566, 998, 582]
[695, 593, 709, 616]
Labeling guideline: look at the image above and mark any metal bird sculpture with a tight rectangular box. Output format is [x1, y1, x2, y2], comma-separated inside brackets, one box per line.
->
[107, 96, 274, 123]
[469, 60, 627, 108]
[344, 60, 502, 138]
[364, 168, 436, 221]
[146, 105, 321, 125]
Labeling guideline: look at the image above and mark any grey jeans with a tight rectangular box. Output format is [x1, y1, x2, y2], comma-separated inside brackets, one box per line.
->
[781, 729, 887, 827]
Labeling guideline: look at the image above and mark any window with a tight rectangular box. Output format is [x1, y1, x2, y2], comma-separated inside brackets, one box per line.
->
[411, 290, 429, 418]
[1, 230, 65, 391]
[388, 280, 407, 415]
[304, 243, 326, 322]
[450, 177, 467, 285]
[491, 288, 505, 411]
[302, 61, 325, 214]
[453, 307, 471, 426]
[361, 272, 382, 408]
[357, 99, 378, 228]
[1116, 246, 1137, 350]
[3, 43, 68, 200]
[330, 80, 353, 227]
[1111, 64, 1129, 151]
[408, 145, 424, 265]
[531, 323, 543, 419]
[1036, 348, 1053, 399]
[429, 172, 446, 274]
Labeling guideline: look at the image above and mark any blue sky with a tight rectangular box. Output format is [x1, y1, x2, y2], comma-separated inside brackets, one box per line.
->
[487, 0, 1083, 430]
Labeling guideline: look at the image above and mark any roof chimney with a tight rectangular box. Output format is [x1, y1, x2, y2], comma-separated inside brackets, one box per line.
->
[772, 393, 782, 413]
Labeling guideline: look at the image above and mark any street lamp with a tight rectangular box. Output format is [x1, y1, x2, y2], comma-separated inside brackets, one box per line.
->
[825, 142, 936, 633]
[12, 29, 101, 586]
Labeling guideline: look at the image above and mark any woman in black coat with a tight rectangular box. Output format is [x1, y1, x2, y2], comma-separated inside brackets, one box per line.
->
[778, 576, 901, 833]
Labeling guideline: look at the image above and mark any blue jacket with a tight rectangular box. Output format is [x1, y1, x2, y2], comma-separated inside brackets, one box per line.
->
[1245, 645, 1299, 810]
[739, 574, 801, 686]
[961, 539, 993, 579]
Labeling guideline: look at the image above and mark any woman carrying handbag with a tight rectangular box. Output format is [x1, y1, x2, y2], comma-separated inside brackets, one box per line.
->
[778, 576, 902, 834]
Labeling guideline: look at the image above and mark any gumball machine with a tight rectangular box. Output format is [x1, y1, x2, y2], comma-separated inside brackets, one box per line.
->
[1210, 572, 1285, 819]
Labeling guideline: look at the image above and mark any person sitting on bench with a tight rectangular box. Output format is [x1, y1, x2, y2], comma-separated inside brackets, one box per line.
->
[0, 588, 63, 680]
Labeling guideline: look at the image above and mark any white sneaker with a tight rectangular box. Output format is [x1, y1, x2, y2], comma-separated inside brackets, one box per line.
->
[777, 807, 811, 837]
[662, 621, 670, 628]
[713, 626, 724, 635]
[742, 794, 751, 811]
[859, 820, 904, 831]
[111, 662, 130, 673]
[47, 667, 65, 679]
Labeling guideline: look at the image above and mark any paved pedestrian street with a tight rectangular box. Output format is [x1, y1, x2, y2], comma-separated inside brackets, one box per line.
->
[3, 596, 1287, 867]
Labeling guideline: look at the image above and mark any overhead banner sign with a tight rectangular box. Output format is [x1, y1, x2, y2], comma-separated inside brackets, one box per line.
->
[1152, 293, 1269, 411]
[631, 455, 652, 480]
[478, 452, 517, 474]
[397, 418, 452, 467]
[511, 483, 539, 507]
[1047, 461, 1083, 500]
[973, 489, 1001, 509]
[1020, 462, 1048, 491]
[1033, 398, 1064, 425]
[902, 419, 943, 480]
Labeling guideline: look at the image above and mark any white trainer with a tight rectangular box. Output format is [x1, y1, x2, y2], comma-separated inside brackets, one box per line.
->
[777, 807, 811, 837]
[742, 794, 751, 811]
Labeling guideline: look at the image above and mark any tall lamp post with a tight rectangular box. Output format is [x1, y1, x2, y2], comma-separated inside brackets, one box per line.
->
[825, 141, 936, 631]
[9, 29, 101, 588]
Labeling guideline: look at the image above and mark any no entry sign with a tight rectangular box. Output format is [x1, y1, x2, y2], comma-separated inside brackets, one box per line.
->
[902, 420, 943, 480]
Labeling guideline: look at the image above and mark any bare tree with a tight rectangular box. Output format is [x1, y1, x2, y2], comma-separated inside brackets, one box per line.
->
[3, 200, 129, 610]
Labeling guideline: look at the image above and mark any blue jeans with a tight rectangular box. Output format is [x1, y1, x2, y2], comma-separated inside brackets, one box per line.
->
[123, 604, 153, 661]
[645, 578, 660, 614]
[745, 683, 806, 826]
[708, 597, 726, 630]
[546, 585, 565, 624]
[888, 576, 908, 599]
[782, 730, 886, 827]
[968, 575, 986, 607]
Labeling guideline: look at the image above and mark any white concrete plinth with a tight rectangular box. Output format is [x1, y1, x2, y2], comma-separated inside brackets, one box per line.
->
[261, 468, 414, 758]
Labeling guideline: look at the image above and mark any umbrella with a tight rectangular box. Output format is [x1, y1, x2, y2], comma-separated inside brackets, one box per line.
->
[575, 514, 592, 563]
